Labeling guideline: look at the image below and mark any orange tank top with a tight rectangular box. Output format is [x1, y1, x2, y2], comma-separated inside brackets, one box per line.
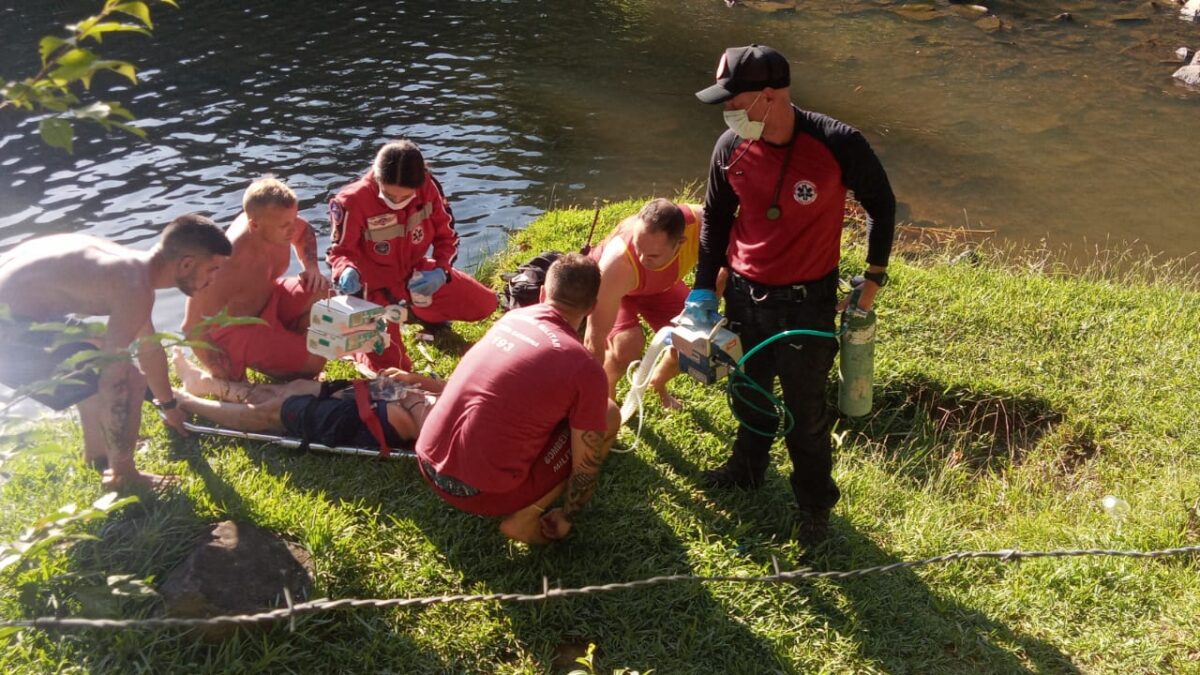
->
[604, 204, 700, 297]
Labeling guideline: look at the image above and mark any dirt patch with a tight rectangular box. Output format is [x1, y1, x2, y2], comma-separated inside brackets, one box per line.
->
[861, 376, 1065, 474]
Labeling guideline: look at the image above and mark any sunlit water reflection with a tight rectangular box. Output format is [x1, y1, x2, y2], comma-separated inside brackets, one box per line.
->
[2, 0, 1197, 334]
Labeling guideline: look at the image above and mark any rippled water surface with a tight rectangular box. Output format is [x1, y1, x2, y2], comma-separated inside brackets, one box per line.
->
[2, 0, 1198, 325]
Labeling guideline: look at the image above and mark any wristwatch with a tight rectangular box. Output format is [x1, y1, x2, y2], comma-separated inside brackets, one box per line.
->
[154, 398, 179, 411]
[863, 270, 889, 288]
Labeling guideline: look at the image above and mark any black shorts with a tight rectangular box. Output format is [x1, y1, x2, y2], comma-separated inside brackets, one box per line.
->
[279, 393, 406, 450]
[0, 318, 101, 410]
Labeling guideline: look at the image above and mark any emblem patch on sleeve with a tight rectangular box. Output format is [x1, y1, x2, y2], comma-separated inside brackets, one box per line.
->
[329, 200, 346, 243]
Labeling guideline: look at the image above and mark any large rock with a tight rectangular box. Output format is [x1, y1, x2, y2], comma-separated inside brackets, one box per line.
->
[159, 520, 314, 634]
[1174, 49, 1200, 88]
[1183, 0, 1200, 21]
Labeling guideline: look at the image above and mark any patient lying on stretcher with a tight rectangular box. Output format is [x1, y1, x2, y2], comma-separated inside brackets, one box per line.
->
[172, 349, 443, 449]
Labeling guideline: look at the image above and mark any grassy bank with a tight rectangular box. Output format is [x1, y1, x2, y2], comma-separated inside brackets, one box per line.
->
[2, 199, 1199, 673]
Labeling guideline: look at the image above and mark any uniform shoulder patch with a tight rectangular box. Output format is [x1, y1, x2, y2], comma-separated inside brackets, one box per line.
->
[329, 199, 346, 243]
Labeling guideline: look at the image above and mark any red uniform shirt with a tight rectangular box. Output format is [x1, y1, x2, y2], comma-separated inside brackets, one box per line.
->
[416, 304, 609, 492]
[591, 204, 701, 296]
[724, 135, 847, 285]
[327, 170, 458, 298]
[695, 107, 896, 290]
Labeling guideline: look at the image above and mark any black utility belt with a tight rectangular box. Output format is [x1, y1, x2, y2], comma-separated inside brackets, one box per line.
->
[421, 460, 480, 497]
[729, 269, 838, 303]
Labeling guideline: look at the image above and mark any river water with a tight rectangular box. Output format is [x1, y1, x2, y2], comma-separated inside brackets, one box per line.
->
[2, 0, 1198, 328]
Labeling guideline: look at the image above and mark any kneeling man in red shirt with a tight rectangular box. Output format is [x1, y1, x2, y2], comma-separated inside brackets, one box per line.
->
[416, 254, 620, 544]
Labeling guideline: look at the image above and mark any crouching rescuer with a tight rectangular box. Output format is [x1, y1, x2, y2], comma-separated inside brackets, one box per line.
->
[688, 44, 896, 543]
[415, 254, 621, 544]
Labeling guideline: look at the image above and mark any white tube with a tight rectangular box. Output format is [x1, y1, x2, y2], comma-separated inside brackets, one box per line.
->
[619, 326, 674, 425]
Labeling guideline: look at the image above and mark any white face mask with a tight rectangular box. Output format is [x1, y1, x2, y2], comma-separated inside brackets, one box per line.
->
[723, 92, 767, 140]
[378, 190, 415, 211]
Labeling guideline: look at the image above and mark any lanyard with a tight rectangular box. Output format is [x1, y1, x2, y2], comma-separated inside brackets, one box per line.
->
[767, 132, 798, 221]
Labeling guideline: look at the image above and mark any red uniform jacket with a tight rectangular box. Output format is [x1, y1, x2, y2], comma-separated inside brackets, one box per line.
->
[327, 170, 458, 300]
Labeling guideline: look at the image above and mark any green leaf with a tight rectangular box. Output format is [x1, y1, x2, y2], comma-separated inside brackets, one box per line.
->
[105, 101, 135, 120]
[112, 62, 137, 84]
[112, 2, 153, 29]
[0, 626, 21, 643]
[111, 121, 147, 139]
[0, 553, 23, 574]
[107, 574, 157, 598]
[38, 36, 68, 65]
[72, 101, 111, 120]
[92, 493, 137, 512]
[79, 21, 151, 44]
[58, 348, 104, 369]
[47, 48, 98, 85]
[38, 118, 73, 153]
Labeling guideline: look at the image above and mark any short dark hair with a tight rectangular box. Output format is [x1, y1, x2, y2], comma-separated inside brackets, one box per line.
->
[373, 140, 427, 188]
[160, 214, 232, 260]
[546, 253, 600, 311]
[638, 198, 686, 243]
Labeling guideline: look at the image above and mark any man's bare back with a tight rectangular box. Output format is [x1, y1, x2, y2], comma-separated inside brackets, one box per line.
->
[0, 216, 231, 493]
[0, 234, 153, 322]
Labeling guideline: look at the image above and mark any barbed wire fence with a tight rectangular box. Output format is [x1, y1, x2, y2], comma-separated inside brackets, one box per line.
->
[3, 544, 1197, 632]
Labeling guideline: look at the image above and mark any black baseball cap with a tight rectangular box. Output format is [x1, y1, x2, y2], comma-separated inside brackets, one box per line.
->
[695, 45, 790, 104]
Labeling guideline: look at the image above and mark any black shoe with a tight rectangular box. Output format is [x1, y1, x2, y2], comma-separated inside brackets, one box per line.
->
[794, 508, 831, 545]
[416, 320, 452, 335]
[700, 461, 764, 490]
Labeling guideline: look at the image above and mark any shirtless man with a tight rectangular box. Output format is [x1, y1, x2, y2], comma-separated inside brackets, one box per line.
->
[0, 215, 231, 491]
[584, 198, 713, 407]
[171, 350, 442, 449]
[184, 177, 331, 381]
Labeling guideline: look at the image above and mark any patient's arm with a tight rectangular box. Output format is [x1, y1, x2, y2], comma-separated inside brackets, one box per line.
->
[377, 367, 446, 393]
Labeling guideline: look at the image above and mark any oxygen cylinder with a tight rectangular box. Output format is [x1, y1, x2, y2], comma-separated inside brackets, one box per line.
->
[838, 287, 876, 417]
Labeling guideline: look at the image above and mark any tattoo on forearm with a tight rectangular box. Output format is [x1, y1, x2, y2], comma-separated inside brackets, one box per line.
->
[562, 472, 597, 518]
[581, 430, 612, 469]
[562, 429, 613, 517]
[299, 226, 319, 267]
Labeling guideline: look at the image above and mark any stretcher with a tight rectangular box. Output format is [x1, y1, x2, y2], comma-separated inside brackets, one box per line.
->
[182, 421, 416, 461]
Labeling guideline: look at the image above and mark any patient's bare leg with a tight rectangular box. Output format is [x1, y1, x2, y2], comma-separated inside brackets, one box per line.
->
[173, 348, 319, 403]
[174, 389, 287, 433]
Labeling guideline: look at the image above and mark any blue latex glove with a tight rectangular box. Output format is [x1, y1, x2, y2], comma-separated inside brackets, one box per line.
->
[335, 267, 362, 295]
[408, 268, 448, 298]
[680, 288, 721, 328]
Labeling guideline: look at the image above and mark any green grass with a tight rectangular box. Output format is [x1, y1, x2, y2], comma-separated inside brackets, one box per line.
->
[2, 198, 1199, 673]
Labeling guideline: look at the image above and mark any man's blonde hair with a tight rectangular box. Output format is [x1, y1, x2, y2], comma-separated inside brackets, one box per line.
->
[243, 176, 297, 216]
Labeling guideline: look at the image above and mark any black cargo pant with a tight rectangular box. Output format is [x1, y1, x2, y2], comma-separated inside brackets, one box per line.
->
[723, 270, 841, 513]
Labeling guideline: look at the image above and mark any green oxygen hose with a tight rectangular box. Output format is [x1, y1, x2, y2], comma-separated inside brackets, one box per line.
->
[721, 327, 843, 438]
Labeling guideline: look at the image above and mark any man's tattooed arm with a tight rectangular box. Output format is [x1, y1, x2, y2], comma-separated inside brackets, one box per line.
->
[561, 428, 615, 519]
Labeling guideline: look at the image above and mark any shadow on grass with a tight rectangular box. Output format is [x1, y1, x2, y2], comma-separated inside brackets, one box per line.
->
[800, 523, 1081, 673]
[7, 437, 453, 673]
[838, 374, 1098, 483]
[253, 446, 785, 672]
[645, 410, 1080, 672]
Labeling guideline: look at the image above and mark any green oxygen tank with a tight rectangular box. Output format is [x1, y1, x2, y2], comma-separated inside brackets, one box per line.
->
[838, 284, 876, 417]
